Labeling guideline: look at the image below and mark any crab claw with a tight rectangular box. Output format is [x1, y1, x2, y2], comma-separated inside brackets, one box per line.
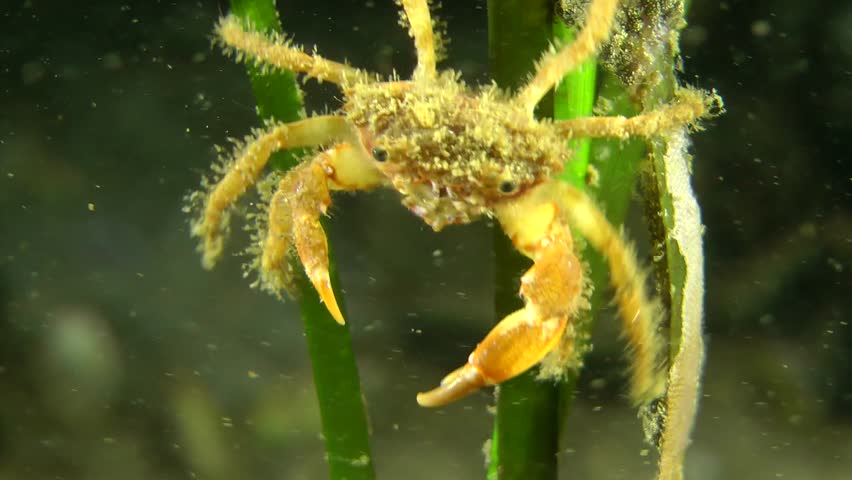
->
[417, 307, 567, 407]
[416, 364, 487, 407]
[285, 162, 347, 325]
[260, 141, 383, 325]
[418, 193, 583, 407]
[307, 267, 345, 325]
[293, 200, 346, 325]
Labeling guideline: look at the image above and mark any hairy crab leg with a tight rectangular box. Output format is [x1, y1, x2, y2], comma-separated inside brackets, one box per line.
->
[417, 194, 585, 407]
[558, 183, 668, 407]
[192, 116, 354, 269]
[555, 88, 722, 140]
[400, 0, 438, 80]
[261, 142, 384, 324]
[514, 0, 618, 113]
[215, 15, 376, 86]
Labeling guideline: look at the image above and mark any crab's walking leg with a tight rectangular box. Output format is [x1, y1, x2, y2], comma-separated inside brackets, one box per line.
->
[400, 0, 437, 80]
[261, 142, 384, 324]
[417, 194, 584, 407]
[514, 0, 618, 113]
[555, 88, 722, 139]
[559, 184, 668, 406]
[215, 16, 375, 85]
[192, 116, 353, 269]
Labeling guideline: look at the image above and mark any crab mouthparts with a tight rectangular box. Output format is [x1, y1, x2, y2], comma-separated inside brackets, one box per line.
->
[399, 182, 487, 231]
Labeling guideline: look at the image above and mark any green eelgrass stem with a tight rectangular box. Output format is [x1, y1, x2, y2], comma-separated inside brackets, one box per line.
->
[487, 2, 646, 479]
[487, 1, 559, 478]
[226, 1, 375, 479]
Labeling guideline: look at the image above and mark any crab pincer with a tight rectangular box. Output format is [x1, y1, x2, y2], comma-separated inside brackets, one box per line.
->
[257, 140, 385, 325]
[417, 193, 584, 406]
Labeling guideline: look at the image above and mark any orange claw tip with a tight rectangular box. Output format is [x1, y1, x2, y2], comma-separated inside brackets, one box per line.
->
[310, 270, 346, 325]
[324, 295, 345, 325]
[319, 285, 345, 325]
[416, 364, 488, 407]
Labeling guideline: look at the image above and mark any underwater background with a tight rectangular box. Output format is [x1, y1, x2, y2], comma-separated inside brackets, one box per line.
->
[0, 0, 849, 479]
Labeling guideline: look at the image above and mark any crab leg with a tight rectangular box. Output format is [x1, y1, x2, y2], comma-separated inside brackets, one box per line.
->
[417, 194, 585, 407]
[400, 0, 438, 80]
[260, 142, 384, 324]
[215, 16, 376, 86]
[558, 183, 668, 406]
[555, 88, 720, 140]
[192, 116, 354, 269]
[514, 0, 619, 113]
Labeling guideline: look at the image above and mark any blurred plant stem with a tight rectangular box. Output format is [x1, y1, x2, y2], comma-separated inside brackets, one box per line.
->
[636, 3, 708, 477]
[487, 1, 645, 478]
[488, 2, 559, 477]
[226, 1, 375, 479]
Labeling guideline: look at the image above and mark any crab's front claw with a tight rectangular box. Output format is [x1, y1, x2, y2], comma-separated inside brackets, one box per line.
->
[305, 264, 344, 325]
[258, 141, 383, 325]
[416, 364, 486, 407]
[417, 307, 567, 407]
[418, 192, 585, 407]
[289, 163, 346, 325]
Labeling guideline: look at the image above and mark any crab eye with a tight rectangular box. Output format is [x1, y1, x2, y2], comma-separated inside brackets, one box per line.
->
[371, 146, 388, 163]
[498, 179, 518, 195]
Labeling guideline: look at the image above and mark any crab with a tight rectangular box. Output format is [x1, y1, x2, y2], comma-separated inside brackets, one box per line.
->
[188, 0, 713, 409]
